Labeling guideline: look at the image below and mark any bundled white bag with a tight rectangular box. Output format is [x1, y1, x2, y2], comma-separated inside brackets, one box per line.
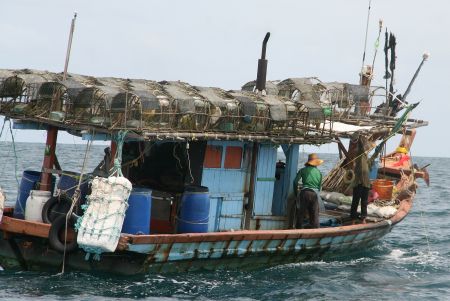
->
[76, 176, 132, 258]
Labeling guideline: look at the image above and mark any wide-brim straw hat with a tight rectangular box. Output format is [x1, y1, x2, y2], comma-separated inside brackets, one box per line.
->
[306, 153, 324, 166]
[396, 146, 408, 154]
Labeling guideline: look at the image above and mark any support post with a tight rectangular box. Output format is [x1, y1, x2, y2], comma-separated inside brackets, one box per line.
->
[244, 142, 259, 230]
[40, 126, 58, 191]
[279, 144, 299, 215]
[110, 140, 117, 164]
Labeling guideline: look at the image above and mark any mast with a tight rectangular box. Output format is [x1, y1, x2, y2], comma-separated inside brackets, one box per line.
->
[40, 13, 77, 191]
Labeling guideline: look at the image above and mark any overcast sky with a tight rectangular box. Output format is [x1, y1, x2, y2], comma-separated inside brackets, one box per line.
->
[0, 0, 448, 157]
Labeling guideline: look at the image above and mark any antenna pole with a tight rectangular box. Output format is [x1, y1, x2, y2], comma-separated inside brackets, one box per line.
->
[371, 19, 383, 76]
[63, 12, 77, 81]
[402, 52, 430, 102]
[360, 0, 372, 83]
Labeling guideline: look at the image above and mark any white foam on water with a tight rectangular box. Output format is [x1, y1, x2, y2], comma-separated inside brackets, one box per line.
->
[270, 257, 374, 270]
[385, 248, 445, 269]
[387, 249, 406, 260]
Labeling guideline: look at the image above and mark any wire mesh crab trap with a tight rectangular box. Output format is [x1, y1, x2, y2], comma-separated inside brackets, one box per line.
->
[195, 87, 240, 132]
[130, 80, 176, 131]
[0, 70, 67, 118]
[344, 83, 370, 116]
[277, 78, 333, 135]
[230, 91, 270, 133]
[320, 82, 348, 108]
[0, 73, 27, 113]
[277, 77, 327, 102]
[27, 81, 68, 120]
[264, 95, 305, 134]
[109, 91, 141, 129]
[300, 100, 329, 135]
[160, 81, 211, 132]
[287, 101, 310, 135]
[241, 80, 280, 96]
[98, 78, 142, 129]
[63, 75, 109, 126]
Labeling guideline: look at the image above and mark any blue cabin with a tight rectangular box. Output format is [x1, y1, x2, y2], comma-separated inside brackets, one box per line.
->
[119, 138, 300, 233]
[201, 141, 299, 231]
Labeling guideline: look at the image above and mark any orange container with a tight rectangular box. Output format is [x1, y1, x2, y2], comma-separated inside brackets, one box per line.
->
[372, 179, 394, 200]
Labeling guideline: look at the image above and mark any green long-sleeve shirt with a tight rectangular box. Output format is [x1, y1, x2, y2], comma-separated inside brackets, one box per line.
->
[293, 165, 322, 196]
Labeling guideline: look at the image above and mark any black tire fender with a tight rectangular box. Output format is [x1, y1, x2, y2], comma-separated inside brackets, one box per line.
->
[48, 214, 78, 253]
[42, 195, 72, 224]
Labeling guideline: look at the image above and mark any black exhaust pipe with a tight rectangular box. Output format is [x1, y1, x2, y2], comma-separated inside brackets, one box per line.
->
[255, 32, 270, 92]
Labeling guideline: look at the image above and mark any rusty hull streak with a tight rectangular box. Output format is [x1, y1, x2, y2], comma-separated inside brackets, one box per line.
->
[143, 243, 163, 269]
[162, 242, 174, 263]
[221, 237, 233, 259]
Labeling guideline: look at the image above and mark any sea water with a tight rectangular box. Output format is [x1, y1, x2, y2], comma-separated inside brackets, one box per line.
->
[0, 142, 448, 300]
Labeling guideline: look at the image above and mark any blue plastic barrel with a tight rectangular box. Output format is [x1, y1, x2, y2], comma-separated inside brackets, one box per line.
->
[14, 170, 55, 219]
[14, 170, 41, 219]
[177, 186, 210, 233]
[369, 160, 379, 180]
[122, 188, 152, 235]
[58, 171, 90, 201]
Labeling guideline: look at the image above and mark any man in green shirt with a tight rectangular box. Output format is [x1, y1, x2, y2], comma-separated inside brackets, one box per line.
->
[293, 153, 323, 228]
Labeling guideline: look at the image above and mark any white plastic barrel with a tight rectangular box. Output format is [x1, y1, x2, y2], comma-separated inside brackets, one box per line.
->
[25, 190, 51, 222]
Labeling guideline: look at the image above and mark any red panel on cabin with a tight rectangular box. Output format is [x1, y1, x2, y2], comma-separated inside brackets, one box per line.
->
[224, 146, 242, 169]
[204, 145, 222, 168]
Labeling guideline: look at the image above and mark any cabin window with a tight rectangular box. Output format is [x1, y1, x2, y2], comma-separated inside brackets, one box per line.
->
[224, 146, 243, 169]
[204, 145, 222, 168]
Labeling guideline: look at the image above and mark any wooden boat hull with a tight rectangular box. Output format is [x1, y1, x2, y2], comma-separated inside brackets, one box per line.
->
[0, 196, 412, 275]
[0, 226, 389, 274]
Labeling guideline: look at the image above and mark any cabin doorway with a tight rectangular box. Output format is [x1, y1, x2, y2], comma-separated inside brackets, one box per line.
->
[123, 140, 206, 192]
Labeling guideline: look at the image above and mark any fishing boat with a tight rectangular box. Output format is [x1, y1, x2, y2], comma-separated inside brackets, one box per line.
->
[0, 27, 430, 274]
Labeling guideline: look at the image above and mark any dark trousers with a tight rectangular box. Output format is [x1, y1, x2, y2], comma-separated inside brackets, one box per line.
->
[351, 184, 369, 219]
[296, 189, 319, 229]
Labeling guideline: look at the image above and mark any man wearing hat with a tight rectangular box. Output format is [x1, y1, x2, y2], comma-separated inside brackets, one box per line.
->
[293, 153, 324, 228]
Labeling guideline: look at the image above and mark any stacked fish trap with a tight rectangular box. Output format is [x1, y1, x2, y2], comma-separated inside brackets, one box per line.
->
[283, 99, 309, 135]
[131, 80, 176, 131]
[160, 81, 211, 132]
[231, 91, 270, 133]
[98, 78, 141, 129]
[30, 82, 67, 120]
[0, 70, 68, 119]
[0, 69, 347, 139]
[195, 87, 240, 132]
[0, 75, 27, 112]
[277, 78, 329, 134]
[64, 75, 109, 126]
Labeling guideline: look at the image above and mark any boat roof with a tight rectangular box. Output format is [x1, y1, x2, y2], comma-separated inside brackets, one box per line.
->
[0, 68, 428, 143]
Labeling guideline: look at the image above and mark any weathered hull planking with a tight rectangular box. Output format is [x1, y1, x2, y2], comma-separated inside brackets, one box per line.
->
[0, 220, 392, 274]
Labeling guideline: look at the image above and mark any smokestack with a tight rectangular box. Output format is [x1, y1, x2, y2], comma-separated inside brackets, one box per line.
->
[255, 32, 270, 92]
